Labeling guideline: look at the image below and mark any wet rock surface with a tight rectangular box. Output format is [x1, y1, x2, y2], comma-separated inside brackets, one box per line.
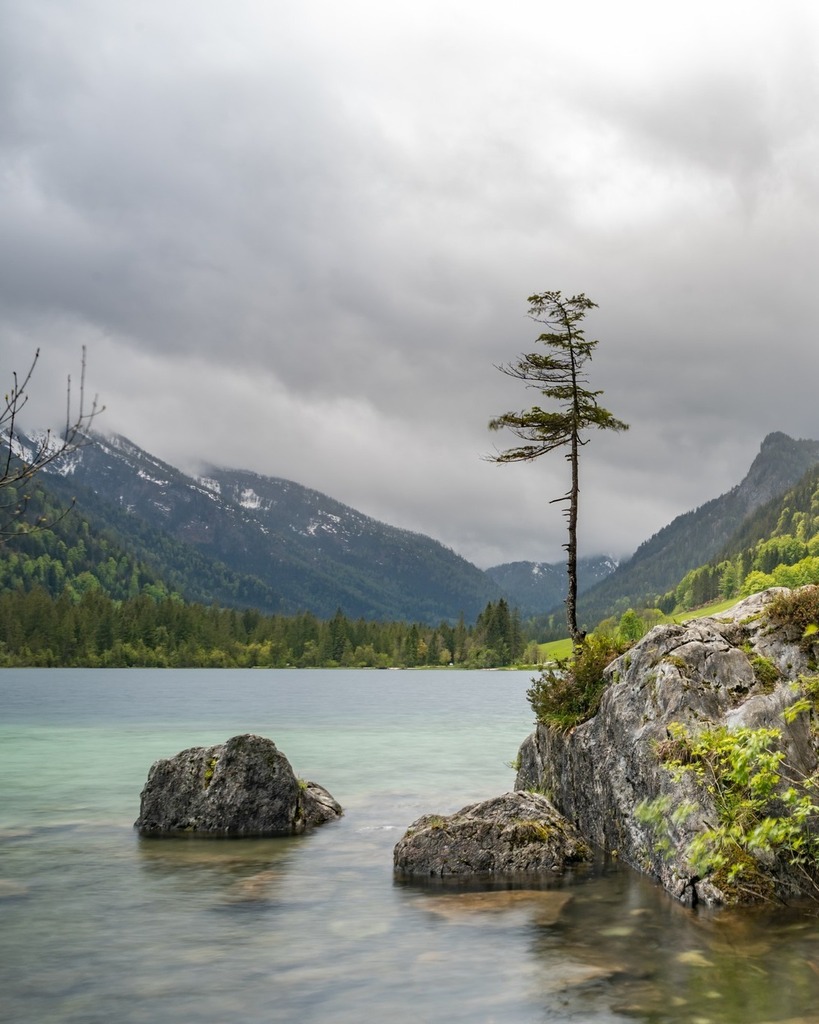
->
[393, 790, 591, 877]
[135, 733, 342, 836]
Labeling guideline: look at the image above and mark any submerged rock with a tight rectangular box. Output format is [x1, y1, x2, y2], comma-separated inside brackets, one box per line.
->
[393, 790, 591, 877]
[515, 588, 819, 906]
[418, 888, 573, 925]
[135, 733, 342, 836]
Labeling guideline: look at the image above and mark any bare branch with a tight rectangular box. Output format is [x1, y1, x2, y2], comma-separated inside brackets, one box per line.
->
[0, 347, 105, 541]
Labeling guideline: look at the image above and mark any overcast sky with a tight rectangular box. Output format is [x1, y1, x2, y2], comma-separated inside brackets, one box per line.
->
[3, 1, 818, 568]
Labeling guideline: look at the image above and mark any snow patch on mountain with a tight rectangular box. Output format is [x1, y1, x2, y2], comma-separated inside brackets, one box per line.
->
[239, 488, 262, 510]
[138, 469, 168, 487]
[7, 429, 80, 476]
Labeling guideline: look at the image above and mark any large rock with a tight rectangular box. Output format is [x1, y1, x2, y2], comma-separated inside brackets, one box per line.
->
[135, 733, 342, 836]
[515, 588, 819, 906]
[393, 790, 591, 877]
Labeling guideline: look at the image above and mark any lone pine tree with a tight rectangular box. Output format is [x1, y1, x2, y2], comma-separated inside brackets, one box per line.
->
[488, 291, 628, 645]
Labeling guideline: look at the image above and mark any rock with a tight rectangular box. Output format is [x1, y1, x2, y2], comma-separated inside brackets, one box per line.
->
[393, 790, 591, 877]
[515, 588, 819, 906]
[134, 733, 342, 836]
[417, 888, 573, 925]
[224, 869, 283, 903]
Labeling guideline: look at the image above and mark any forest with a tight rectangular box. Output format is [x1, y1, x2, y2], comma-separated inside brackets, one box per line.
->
[0, 587, 530, 668]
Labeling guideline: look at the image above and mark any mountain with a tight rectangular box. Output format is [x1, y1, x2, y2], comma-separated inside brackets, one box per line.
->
[11, 427, 816, 632]
[485, 556, 618, 619]
[661, 459, 819, 614]
[576, 432, 819, 626]
[28, 431, 503, 623]
[716, 461, 819, 562]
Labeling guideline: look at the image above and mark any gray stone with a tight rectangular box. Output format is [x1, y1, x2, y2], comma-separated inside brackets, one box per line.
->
[515, 587, 819, 906]
[393, 790, 591, 877]
[134, 733, 342, 836]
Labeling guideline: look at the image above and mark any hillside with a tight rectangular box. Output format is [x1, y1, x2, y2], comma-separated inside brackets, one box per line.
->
[22, 431, 503, 623]
[4, 471, 286, 613]
[575, 432, 819, 628]
[664, 461, 819, 613]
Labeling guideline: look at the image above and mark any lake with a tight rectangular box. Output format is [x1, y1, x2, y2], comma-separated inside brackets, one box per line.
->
[2, 668, 819, 1023]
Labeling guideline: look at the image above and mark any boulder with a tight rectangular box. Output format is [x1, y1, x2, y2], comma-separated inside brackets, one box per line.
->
[135, 733, 342, 836]
[515, 588, 819, 906]
[393, 790, 591, 877]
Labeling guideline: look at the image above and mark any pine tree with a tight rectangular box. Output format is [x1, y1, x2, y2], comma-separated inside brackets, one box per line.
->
[489, 291, 628, 644]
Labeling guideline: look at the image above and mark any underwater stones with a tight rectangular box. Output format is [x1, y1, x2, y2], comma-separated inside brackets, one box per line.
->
[418, 889, 573, 925]
[393, 791, 591, 878]
[134, 733, 342, 836]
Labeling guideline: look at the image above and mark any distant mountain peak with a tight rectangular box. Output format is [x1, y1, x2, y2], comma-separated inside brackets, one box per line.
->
[738, 433, 819, 512]
[760, 430, 792, 448]
[485, 556, 618, 618]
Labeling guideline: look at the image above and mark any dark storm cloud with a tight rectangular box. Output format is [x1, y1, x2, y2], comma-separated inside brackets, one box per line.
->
[2, 0, 818, 567]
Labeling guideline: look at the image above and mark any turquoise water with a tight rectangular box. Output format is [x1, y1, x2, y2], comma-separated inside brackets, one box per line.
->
[2, 668, 819, 1023]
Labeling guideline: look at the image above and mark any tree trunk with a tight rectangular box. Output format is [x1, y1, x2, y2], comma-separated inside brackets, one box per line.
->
[566, 430, 581, 646]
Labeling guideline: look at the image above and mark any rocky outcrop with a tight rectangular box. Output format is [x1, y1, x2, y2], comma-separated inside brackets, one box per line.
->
[515, 588, 819, 906]
[135, 733, 342, 836]
[393, 790, 591, 877]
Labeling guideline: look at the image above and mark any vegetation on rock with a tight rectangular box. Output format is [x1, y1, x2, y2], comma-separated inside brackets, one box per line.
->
[527, 632, 624, 730]
[637, 705, 819, 904]
[520, 587, 819, 905]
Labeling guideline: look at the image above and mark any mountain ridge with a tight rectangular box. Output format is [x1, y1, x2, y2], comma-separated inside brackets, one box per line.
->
[575, 431, 819, 627]
[33, 430, 503, 623]
[485, 556, 618, 619]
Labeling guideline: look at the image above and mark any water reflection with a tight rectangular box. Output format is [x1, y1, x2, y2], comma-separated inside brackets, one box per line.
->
[137, 833, 304, 905]
[399, 861, 819, 1023]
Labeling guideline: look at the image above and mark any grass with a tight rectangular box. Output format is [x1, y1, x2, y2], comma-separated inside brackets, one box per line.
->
[536, 597, 748, 664]
[538, 637, 573, 662]
[671, 596, 741, 621]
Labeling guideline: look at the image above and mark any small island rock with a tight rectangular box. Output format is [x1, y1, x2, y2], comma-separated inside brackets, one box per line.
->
[393, 791, 591, 877]
[135, 733, 342, 836]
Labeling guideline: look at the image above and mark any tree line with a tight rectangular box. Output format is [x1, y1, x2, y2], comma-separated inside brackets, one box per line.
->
[0, 587, 531, 669]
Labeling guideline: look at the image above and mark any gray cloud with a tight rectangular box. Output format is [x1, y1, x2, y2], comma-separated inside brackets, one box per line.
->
[3, 0, 819, 569]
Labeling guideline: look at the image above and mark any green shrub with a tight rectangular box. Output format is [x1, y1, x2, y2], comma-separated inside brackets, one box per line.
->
[767, 585, 819, 656]
[751, 655, 780, 691]
[527, 634, 623, 731]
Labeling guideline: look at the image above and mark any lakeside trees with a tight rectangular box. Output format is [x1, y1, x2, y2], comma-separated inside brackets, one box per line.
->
[488, 291, 628, 643]
[0, 588, 528, 669]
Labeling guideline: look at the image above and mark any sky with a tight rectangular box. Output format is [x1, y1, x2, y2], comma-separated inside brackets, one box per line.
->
[3, 0, 819, 568]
